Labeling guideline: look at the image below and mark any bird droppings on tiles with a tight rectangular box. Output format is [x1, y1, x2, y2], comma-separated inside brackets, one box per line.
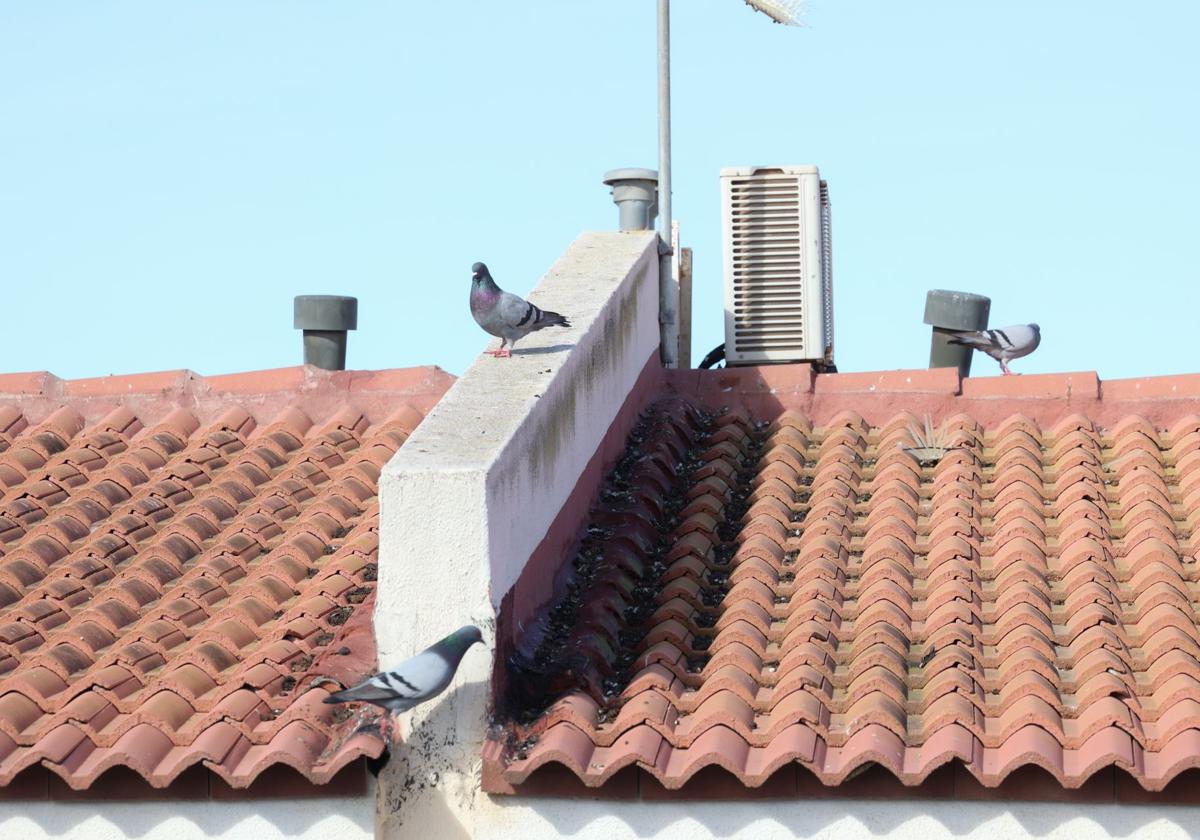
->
[486, 401, 1200, 792]
[327, 607, 353, 625]
[495, 398, 741, 729]
[346, 586, 373, 604]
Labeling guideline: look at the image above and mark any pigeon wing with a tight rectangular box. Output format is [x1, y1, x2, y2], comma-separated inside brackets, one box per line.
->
[992, 325, 1038, 351]
[326, 651, 451, 710]
[947, 324, 1040, 364]
[947, 329, 1010, 359]
[947, 329, 999, 350]
[495, 292, 536, 331]
[494, 290, 569, 336]
[949, 326, 1036, 350]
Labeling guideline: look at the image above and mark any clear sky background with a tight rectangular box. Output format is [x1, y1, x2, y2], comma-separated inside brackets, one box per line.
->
[2, 2, 1197, 381]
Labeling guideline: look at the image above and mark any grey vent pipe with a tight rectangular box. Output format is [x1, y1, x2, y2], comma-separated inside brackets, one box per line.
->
[294, 295, 358, 371]
[923, 290, 990, 378]
[603, 169, 659, 232]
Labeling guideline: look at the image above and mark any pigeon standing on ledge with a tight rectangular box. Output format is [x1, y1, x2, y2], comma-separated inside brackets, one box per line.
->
[470, 262, 570, 358]
[947, 323, 1041, 376]
[324, 625, 483, 741]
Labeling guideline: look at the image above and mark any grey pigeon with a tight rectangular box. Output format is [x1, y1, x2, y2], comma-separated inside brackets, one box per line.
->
[470, 262, 570, 358]
[947, 324, 1041, 376]
[324, 625, 483, 720]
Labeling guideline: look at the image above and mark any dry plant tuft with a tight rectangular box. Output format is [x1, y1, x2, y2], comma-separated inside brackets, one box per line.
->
[902, 414, 961, 467]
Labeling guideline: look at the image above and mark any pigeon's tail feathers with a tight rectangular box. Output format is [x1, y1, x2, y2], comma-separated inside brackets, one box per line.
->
[323, 683, 384, 705]
[522, 303, 569, 332]
[323, 688, 354, 705]
[538, 309, 570, 329]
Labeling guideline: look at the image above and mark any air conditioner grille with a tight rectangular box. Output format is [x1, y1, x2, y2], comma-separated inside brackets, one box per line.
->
[721, 165, 832, 365]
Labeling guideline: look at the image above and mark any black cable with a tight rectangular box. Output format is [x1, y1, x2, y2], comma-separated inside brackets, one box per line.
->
[698, 343, 726, 370]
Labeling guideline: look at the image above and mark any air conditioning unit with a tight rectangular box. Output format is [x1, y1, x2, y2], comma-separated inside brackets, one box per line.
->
[720, 165, 834, 367]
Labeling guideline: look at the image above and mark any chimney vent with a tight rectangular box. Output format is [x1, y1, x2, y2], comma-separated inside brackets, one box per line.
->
[923, 290, 990, 378]
[294, 295, 358, 371]
[603, 168, 659, 231]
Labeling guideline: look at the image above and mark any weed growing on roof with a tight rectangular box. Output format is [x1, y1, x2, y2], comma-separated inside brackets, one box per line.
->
[902, 413, 962, 467]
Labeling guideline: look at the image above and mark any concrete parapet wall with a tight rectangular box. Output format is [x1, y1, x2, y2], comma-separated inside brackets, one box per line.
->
[374, 231, 661, 838]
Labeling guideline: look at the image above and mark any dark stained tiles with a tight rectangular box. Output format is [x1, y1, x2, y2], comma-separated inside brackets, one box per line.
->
[485, 375, 1200, 795]
[0, 365, 452, 790]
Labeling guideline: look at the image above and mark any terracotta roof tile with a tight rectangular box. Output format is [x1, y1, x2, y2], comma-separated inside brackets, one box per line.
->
[0, 365, 452, 791]
[488, 371, 1200, 796]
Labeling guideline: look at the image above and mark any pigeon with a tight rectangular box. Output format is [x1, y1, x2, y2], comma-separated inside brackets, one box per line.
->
[946, 324, 1041, 376]
[470, 262, 570, 358]
[324, 625, 483, 739]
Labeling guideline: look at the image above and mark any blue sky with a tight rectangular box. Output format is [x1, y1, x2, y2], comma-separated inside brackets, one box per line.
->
[2, 2, 1197, 381]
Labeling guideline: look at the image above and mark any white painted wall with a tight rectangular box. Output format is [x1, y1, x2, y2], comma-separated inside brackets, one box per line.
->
[0, 792, 374, 840]
[475, 798, 1200, 840]
[374, 230, 661, 839]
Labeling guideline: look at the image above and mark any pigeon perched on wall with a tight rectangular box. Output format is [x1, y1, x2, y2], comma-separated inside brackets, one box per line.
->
[470, 262, 570, 358]
[324, 625, 483, 739]
[946, 324, 1041, 376]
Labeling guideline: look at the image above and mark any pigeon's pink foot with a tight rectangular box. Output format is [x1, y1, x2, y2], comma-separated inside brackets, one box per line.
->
[482, 349, 503, 357]
[377, 715, 398, 746]
[495, 349, 512, 359]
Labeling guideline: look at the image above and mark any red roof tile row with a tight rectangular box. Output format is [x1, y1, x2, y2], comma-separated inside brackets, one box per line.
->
[0, 366, 453, 790]
[487, 388, 1200, 794]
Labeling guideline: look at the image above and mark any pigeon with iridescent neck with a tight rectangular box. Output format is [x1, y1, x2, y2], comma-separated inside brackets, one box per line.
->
[469, 262, 570, 358]
[323, 625, 483, 740]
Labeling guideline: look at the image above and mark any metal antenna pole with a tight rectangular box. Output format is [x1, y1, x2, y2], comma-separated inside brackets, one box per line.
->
[657, 0, 672, 241]
[657, 0, 679, 367]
